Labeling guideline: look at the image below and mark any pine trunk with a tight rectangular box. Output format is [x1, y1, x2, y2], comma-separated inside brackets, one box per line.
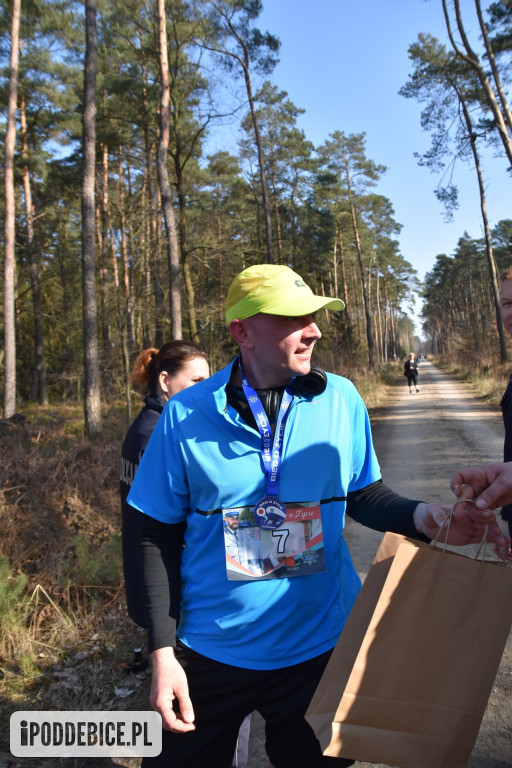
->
[81, 0, 102, 436]
[156, 0, 182, 339]
[3, 0, 20, 418]
[20, 94, 48, 404]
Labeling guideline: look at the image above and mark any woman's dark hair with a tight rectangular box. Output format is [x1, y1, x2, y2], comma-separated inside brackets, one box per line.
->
[130, 340, 208, 394]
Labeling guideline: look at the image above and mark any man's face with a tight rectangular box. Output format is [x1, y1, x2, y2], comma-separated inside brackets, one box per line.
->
[239, 313, 321, 388]
[500, 280, 512, 337]
[226, 515, 239, 530]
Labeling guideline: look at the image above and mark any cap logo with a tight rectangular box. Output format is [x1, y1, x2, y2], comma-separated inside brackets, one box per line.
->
[294, 279, 306, 288]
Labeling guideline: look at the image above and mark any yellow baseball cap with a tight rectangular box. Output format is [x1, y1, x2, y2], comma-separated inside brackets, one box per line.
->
[225, 264, 345, 323]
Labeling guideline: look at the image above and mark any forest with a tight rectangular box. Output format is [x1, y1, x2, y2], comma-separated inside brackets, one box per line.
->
[1, 1, 512, 741]
[0, 0, 511, 434]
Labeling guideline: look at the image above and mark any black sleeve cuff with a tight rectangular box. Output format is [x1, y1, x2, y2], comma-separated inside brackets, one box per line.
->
[346, 480, 431, 543]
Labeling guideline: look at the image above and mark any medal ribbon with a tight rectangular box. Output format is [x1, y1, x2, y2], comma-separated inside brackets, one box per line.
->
[238, 358, 294, 498]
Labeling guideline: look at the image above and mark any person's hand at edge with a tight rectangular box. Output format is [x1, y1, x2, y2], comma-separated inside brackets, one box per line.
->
[149, 646, 196, 732]
[413, 501, 511, 560]
[450, 462, 512, 514]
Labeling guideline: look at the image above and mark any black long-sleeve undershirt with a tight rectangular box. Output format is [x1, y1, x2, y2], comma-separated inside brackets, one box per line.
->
[141, 517, 185, 653]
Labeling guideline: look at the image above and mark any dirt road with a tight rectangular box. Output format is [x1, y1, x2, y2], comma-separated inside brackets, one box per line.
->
[247, 360, 512, 767]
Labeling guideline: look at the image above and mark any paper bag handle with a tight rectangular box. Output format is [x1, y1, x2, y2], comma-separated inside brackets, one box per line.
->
[433, 496, 489, 560]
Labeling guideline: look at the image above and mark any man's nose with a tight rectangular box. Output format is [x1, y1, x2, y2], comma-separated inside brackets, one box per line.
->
[304, 318, 322, 341]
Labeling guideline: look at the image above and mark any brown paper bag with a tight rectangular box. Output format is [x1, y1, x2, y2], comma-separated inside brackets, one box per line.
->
[306, 533, 512, 768]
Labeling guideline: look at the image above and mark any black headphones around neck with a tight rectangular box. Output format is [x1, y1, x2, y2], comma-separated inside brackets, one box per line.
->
[292, 365, 327, 398]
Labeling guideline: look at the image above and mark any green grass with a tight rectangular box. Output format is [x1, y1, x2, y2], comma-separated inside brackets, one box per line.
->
[62, 533, 123, 586]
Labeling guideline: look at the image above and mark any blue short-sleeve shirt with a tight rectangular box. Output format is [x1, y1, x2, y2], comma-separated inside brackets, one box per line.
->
[128, 360, 381, 669]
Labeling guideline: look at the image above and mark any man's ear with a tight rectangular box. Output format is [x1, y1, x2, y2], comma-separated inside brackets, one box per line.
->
[229, 318, 254, 349]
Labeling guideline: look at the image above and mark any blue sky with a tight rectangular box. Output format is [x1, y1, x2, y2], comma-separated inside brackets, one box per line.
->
[210, 0, 511, 329]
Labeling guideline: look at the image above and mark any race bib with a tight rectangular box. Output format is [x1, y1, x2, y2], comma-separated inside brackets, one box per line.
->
[222, 502, 325, 581]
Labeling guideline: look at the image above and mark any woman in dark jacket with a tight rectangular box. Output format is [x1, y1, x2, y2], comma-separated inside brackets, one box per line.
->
[404, 353, 419, 394]
[120, 341, 209, 628]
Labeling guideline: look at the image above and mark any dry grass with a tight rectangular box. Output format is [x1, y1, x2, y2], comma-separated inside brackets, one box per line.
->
[0, 403, 124, 579]
[0, 402, 153, 764]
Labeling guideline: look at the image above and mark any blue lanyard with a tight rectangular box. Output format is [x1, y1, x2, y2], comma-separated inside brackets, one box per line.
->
[238, 358, 294, 499]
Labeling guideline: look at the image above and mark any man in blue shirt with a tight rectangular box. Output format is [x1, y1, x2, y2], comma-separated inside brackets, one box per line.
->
[129, 264, 508, 768]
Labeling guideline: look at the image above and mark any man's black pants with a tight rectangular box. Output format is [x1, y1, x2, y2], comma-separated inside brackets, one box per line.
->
[142, 642, 354, 768]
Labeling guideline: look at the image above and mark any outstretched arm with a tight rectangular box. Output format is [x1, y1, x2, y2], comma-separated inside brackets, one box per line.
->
[347, 480, 510, 557]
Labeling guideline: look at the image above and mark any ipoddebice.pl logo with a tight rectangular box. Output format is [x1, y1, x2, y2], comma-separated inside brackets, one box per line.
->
[10, 711, 162, 757]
